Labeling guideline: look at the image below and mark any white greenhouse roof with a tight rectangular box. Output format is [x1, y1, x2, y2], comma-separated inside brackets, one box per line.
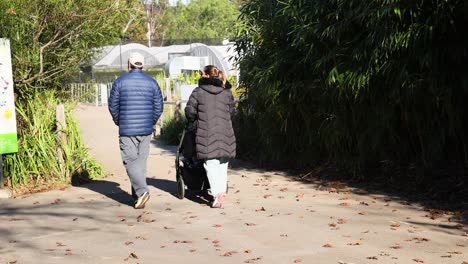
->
[92, 43, 236, 74]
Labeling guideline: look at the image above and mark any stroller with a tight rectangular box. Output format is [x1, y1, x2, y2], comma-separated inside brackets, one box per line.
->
[175, 129, 210, 199]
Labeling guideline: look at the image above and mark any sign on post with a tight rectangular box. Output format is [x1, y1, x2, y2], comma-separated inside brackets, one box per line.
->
[0, 38, 18, 154]
[180, 84, 197, 110]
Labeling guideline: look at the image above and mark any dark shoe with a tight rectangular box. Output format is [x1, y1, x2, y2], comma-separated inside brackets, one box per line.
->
[134, 192, 150, 209]
[131, 187, 138, 200]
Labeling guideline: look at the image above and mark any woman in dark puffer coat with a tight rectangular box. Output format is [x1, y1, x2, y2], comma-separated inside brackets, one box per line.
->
[184, 65, 236, 208]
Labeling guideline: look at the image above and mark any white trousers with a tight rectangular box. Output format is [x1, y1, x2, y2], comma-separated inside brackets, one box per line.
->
[204, 159, 228, 197]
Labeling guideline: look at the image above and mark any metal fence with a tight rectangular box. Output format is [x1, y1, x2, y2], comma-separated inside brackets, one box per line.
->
[67, 79, 187, 107]
[67, 80, 187, 135]
[68, 83, 112, 107]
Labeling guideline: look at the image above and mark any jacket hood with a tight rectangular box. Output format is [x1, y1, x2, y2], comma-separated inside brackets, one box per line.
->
[198, 77, 231, 94]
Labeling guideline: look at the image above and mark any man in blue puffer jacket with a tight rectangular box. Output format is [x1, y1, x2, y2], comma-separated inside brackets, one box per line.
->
[108, 52, 164, 209]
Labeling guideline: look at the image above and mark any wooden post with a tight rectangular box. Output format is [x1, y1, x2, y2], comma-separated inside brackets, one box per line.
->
[175, 100, 182, 122]
[56, 104, 67, 146]
[165, 78, 173, 114]
[0, 154, 4, 189]
[56, 104, 68, 178]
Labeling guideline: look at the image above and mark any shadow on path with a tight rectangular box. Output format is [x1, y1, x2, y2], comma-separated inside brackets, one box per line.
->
[147, 178, 212, 206]
[78, 180, 134, 207]
[78, 177, 211, 207]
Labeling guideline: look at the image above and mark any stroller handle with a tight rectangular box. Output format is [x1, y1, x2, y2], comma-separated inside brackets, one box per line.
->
[176, 129, 186, 164]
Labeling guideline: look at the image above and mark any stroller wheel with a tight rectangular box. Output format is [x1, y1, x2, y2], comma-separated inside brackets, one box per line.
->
[176, 169, 185, 199]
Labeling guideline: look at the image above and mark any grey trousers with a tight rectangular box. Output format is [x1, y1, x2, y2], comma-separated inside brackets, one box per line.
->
[119, 135, 151, 197]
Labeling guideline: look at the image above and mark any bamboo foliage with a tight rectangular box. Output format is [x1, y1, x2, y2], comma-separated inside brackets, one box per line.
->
[234, 0, 468, 187]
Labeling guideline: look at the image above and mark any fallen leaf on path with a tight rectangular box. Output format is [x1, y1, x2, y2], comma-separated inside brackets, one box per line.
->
[412, 237, 430, 243]
[124, 252, 138, 261]
[339, 203, 349, 207]
[221, 251, 237, 257]
[245, 223, 256, 226]
[244, 257, 262, 263]
[280, 188, 288, 192]
[263, 194, 272, 199]
[424, 208, 445, 220]
[347, 241, 363, 246]
[125, 241, 133, 246]
[135, 235, 149, 240]
[189, 249, 197, 252]
[164, 226, 174, 229]
[358, 212, 367, 215]
[366, 256, 378, 260]
[293, 258, 302, 263]
[173, 240, 192, 244]
[390, 244, 402, 249]
[51, 199, 61, 205]
[56, 242, 66, 247]
[413, 258, 424, 263]
[8, 218, 25, 221]
[213, 224, 222, 228]
[296, 193, 304, 199]
[7, 261, 17, 264]
[322, 243, 333, 248]
[360, 201, 369, 206]
[337, 218, 346, 224]
[255, 207, 266, 212]
[447, 251, 463, 254]
[244, 250, 252, 253]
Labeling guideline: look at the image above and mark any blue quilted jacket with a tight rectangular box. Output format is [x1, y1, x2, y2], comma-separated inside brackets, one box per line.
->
[108, 69, 164, 136]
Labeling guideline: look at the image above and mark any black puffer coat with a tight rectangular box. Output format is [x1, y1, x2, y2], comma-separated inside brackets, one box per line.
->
[184, 77, 236, 160]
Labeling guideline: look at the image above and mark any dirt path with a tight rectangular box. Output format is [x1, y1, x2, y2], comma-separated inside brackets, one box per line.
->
[0, 104, 466, 264]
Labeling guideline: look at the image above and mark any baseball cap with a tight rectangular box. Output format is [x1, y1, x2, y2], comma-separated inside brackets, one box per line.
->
[129, 52, 144, 68]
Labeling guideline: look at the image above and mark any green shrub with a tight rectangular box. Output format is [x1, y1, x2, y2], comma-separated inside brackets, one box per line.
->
[2, 91, 103, 188]
[159, 114, 187, 146]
